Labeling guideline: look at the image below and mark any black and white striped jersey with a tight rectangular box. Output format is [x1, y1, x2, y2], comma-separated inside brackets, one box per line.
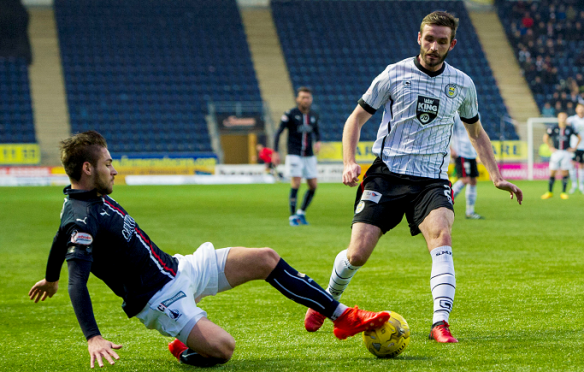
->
[359, 56, 479, 180]
[451, 113, 477, 159]
[547, 125, 578, 150]
[567, 114, 584, 150]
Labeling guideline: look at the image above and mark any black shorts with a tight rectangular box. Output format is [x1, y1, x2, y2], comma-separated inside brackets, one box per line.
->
[352, 158, 454, 236]
[454, 156, 479, 178]
[574, 150, 584, 164]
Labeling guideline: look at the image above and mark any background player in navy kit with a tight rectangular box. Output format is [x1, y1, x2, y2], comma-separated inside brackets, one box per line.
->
[541, 112, 581, 199]
[450, 114, 483, 219]
[28, 131, 389, 368]
[273, 87, 321, 226]
[304, 11, 523, 343]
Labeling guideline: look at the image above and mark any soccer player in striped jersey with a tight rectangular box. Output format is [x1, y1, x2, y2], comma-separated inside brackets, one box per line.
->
[567, 103, 584, 193]
[541, 112, 581, 199]
[304, 11, 522, 343]
[450, 113, 483, 219]
[273, 87, 321, 226]
[28, 131, 389, 368]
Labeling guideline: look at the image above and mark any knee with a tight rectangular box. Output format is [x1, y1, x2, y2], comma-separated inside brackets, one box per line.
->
[258, 248, 281, 275]
[346, 250, 368, 267]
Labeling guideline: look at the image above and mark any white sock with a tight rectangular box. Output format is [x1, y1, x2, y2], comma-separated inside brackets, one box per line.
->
[331, 303, 349, 320]
[579, 169, 584, 189]
[327, 250, 361, 301]
[570, 168, 577, 187]
[430, 246, 456, 324]
[297, 209, 305, 215]
[465, 185, 477, 215]
[452, 180, 465, 199]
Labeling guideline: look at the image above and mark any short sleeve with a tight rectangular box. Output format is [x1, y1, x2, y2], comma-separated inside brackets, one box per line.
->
[459, 78, 479, 124]
[359, 67, 392, 114]
[546, 127, 553, 135]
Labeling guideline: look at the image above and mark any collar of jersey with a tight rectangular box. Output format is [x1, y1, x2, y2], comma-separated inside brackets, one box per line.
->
[63, 185, 101, 200]
[414, 55, 446, 77]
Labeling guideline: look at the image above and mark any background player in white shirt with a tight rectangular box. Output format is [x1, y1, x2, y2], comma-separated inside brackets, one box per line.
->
[450, 113, 483, 219]
[567, 103, 584, 193]
[303, 11, 522, 343]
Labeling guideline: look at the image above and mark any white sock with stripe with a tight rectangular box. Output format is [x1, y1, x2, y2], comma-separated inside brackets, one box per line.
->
[452, 179, 465, 199]
[327, 249, 361, 301]
[465, 185, 477, 215]
[579, 169, 584, 189]
[430, 246, 456, 324]
[570, 168, 577, 188]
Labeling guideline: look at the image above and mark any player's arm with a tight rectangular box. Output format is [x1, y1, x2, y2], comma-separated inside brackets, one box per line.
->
[29, 231, 66, 302]
[570, 134, 581, 152]
[272, 113, 289, 165]
[313, 116, 321, 154]
[464, 119, 523, 204]
[342, 105, 373, 186]
[543, 132, 555, 152]
[68, 257, 122, 368]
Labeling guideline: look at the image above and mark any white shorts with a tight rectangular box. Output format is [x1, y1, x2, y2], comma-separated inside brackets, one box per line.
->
[549, 150, 573, 171]
[286, 155, 318, 179]
[136, 243, 232, 344]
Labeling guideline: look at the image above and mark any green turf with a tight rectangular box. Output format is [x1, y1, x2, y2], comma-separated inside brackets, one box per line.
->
[0, 181, 582, 371]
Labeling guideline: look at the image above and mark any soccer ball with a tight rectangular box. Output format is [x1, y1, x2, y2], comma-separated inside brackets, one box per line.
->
[362, 311, 410, 358]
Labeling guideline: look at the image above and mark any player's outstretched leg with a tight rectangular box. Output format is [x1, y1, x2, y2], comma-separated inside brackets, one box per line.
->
[429, 320, 458, 343]
[332, 306, 390, 340]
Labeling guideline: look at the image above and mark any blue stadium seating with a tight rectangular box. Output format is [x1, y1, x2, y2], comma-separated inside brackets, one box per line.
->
[54, 0, 261, 154]
[0, 57, 36, 143]
[272, 0, 517, 141]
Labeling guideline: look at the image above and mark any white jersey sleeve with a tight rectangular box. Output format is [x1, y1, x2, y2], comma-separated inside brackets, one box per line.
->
[451, 113, 477, 159]
[458, 77, 479, 123]
[359, 66, 391, 112]
[567, 115, 584, 149]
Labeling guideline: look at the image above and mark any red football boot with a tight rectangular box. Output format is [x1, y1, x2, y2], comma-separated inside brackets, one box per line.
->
[304, 308, 327, 332]
[429, 321, 458, 343]
[332, 306, 390, 340]
[168, 339, 188, 360]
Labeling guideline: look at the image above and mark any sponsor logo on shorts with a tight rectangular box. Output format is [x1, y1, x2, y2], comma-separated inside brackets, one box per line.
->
[416, 95, 440, 125]
[71, 231, 93, 246]
[161, 291, 187, 308]
[168, 309, 182, 320]
[355, 201, 365, 214]
[361, 190, 382, 204]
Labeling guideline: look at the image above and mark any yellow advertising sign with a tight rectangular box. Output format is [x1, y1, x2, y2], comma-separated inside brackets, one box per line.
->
[0, 144, 41, 165]
[318, 142, 376, 162]
[490, 141, 527, 161]
[112, 156, 217, 175]
[319, 140, 528, 162]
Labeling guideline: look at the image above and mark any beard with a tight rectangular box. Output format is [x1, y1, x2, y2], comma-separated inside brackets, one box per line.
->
[420, 47, 449, 68]
[93, 173, 114, 195]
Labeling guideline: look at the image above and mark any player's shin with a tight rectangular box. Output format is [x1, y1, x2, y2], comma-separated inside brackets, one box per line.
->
[451, 180, 465, 199]
[430, 246, 456, 325]
[265, 258, 347, 320]
[327, 249, 361, 301]
[562, 175, 569, 193]
[289, 188, 299, 215]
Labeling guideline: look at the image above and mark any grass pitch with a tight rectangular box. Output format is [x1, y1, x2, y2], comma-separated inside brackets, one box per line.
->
[0, 181, 582, 371]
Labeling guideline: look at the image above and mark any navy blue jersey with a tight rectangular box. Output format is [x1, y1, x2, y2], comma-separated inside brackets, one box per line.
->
[547, 125, 578, 150]
[46, 187, 178, 319]
[274, 107, 320, 156]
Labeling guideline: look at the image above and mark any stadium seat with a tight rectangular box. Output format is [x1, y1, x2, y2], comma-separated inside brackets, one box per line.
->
[0, 57, 36, 144]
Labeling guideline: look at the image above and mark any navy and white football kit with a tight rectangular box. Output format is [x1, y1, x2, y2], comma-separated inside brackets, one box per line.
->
[45, 187, 179, 339]
[547, 125, 578, 171]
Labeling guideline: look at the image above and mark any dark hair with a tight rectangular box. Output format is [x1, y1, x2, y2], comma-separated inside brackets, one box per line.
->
[296, 86, 312, 96]
[60, 131, 108, 181]
[420, 11, 459, 42]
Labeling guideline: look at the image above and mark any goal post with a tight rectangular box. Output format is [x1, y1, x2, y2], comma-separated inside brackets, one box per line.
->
[526, 117, 558, 181]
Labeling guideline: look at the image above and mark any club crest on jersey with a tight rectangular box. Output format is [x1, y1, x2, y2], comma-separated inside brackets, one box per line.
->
[445, 84, 458, 99]
[71, 230, 93, 246]
[416, 95, 440, 125]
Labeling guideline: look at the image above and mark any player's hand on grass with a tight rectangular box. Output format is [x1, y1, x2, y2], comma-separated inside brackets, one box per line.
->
[88, 335, 122, 369]
[343, 163, 361, 187]
[28, 279, 58, 303]
[494, 180, 523, 205]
